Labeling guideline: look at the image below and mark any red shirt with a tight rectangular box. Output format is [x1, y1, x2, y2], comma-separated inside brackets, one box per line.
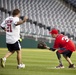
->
[54, 34, 76, 52]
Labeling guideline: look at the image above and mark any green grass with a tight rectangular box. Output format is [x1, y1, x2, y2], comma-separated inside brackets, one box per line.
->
[0, 48, 76, 75]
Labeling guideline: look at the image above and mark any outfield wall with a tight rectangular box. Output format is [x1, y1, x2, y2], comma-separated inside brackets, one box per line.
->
[0, 35, 53, 48]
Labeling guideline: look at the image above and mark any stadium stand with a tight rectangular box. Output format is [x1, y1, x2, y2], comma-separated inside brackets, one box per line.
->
[0, 0, 76, 42]
[64, 0, 76, 7]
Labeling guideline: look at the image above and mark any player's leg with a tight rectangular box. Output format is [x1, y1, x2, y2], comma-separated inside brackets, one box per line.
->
[56, 51, 62, 65]
[63, 50, 75, 68]
[1, 51, 15, 67]
[63, 56, 73, 65]
[16, 50, 25, 69]
[1, 43, 15, 68]
[3, 51, 15, 58]
[55, 51, 64, 68]
[15, 41, 25, 69]
[16, 50, 22, 65]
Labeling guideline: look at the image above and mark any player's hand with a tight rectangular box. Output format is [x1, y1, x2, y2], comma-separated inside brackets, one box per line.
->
[1, 26, 6, 31]
[4, 28, 7, 31]
[23, 16, 28, 22]
[49, 48, 56, 51]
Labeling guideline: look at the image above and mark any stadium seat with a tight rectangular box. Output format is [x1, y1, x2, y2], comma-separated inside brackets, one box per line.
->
[0, 0, 76, 42]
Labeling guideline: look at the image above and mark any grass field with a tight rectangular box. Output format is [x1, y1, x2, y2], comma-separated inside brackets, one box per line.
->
[0, 48, 76, 75]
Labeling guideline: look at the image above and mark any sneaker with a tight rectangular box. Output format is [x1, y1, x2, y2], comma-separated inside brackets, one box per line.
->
[17, 64, 25, 69]
[1, 58, 6, 68]
[69, 64, 75, 68]
[55, 64, 64, 69]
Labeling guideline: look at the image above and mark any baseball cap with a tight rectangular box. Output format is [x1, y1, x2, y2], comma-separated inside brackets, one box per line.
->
[49, 29, 58, 34]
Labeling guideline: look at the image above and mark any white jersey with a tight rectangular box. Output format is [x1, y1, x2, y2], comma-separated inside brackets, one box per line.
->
[1, 16, 20, 44]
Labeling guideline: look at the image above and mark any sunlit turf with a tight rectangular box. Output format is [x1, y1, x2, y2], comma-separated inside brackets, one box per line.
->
[0, 48, 76, 75]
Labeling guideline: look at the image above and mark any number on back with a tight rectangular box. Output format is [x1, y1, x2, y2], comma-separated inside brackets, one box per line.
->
[6, 20, 12, 32]
[62, 36, 69, 42]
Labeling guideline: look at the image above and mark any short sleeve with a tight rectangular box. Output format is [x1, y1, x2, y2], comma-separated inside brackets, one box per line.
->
[13, 17, 19, 25]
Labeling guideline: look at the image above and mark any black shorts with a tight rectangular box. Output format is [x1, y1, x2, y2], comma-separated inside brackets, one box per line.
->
[6, 41, 21, 52]
[62, 50, 72, 58]
[58, 48, 72, 58]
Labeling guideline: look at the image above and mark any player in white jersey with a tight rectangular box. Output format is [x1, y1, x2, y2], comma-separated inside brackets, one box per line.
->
[0, 9, 28, 69]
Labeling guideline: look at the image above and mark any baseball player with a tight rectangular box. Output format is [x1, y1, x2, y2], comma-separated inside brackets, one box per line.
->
[50, 29, 75, 68]
[0, 9, 28, 69]
[47, 29, 76, 68]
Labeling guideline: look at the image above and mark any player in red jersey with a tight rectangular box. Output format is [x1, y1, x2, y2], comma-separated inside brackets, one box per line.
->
[46, 29, 76, 68]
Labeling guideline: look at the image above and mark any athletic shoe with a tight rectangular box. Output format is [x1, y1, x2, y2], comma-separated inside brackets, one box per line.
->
[69, 64, 75, 68]
[55, 64, 64, 69]
[17, 64, 25, 69]
[1, 58, 6, 68]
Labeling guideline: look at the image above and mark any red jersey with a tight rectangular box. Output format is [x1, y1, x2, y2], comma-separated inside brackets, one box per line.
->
[54, 34, 76, 52]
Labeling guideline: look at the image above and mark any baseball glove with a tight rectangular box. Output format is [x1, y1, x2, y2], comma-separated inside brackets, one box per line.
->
[37, 41, 47, 49]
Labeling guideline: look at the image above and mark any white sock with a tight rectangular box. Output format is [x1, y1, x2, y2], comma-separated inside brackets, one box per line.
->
[3, 57, 6, 62]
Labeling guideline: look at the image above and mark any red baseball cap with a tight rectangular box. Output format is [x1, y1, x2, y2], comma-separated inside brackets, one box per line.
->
[49, 29, 58, 34]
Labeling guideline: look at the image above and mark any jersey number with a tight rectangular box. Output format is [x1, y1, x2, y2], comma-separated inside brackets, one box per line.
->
[7, 24, 12, 32]
[62, 36, 69, 42]
[6, 20, 12, 32]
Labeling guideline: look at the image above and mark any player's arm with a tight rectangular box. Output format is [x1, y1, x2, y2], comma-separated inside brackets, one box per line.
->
[15, 16, 28, 26]
[46, 39, 59, 51]
[37, 41, 58, 51]
[1, 27, 6, 31]
[20, 16, 34, 24]
[45, 46, 57, 51]
[0, 20, 6, 31]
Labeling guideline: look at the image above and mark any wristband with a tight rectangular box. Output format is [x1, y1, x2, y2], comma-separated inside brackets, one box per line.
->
[49, 48, 56, 51]
[1, 27, 5, 30]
